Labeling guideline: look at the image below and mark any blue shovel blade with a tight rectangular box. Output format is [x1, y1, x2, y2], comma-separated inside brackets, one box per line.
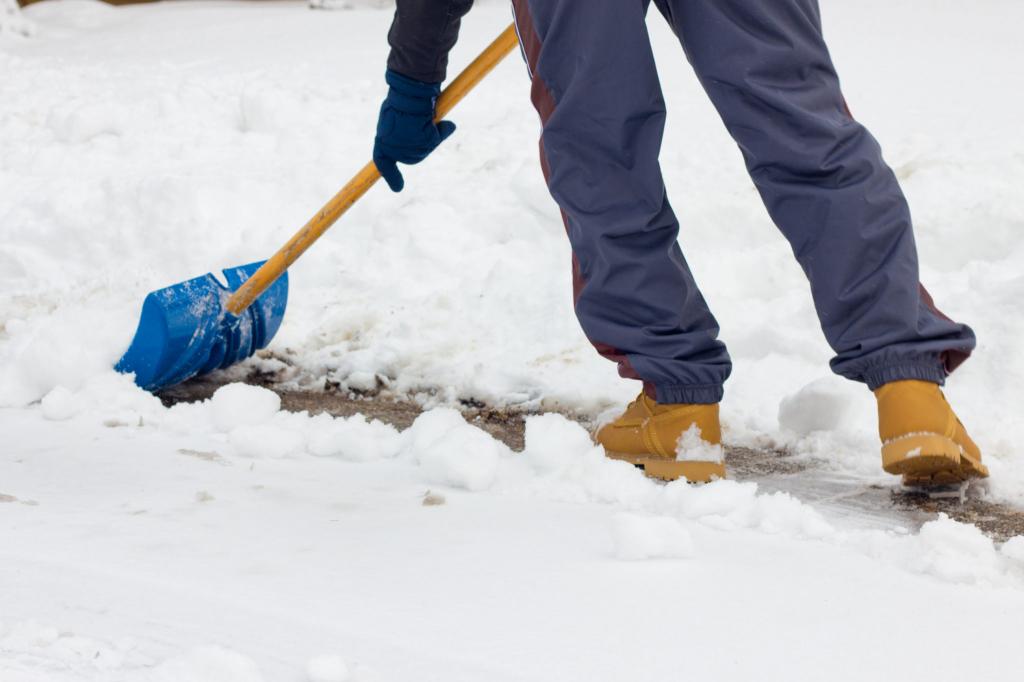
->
[116, 261, 289, 392]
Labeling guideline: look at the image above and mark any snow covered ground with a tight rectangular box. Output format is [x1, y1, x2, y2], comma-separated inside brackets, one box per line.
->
[3, 2, 1024, 680]
[0, 0, 35, 37]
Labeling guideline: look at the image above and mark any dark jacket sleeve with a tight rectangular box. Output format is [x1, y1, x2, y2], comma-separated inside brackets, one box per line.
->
[387, 0, 474, 84]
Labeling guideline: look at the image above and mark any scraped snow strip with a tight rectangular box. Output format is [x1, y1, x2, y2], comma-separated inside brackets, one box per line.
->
[29, 376, 1024, 585]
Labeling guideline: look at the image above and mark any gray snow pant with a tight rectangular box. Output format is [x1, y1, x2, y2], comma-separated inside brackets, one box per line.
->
[511, 0, 976, 404]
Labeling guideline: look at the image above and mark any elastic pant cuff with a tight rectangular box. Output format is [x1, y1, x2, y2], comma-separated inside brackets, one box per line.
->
[863, 363, 947, 391]
[650, 382, 724, 405]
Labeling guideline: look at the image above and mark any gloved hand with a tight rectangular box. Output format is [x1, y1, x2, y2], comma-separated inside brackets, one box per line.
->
[373, 69, 456, 192]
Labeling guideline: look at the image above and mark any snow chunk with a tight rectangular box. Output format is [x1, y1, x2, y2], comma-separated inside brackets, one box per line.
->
[211, 384, 281, 431]
[675, 424, 724, 463]
[660, 479, 834, 539]
[910, 515, 1003, 584]
[1002, 536, 1024, 563]
[778, 378, 857, 436]
[403, 409, 509, 492]
[141, 645, 264, 682]
[522, 412, 596, 474]
[610, 513, 695, 560]
[40, 385, 78, 421]
[307, 413, 403, 461]
[305, 654, 351, 682]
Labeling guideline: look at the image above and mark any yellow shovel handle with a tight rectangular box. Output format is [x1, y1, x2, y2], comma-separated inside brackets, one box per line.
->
[226, 23, 521, 316]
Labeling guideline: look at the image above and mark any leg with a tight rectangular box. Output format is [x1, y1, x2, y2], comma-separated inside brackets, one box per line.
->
[658, 0, 976, 388]
[512, 0, 731, 404]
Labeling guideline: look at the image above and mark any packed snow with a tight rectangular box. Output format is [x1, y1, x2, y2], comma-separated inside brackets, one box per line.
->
[3, 1, 1024, 680]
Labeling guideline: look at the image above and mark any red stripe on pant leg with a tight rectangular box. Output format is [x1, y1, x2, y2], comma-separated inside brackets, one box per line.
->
[919, 283, 971, 372]
[512, 0, 642, 384]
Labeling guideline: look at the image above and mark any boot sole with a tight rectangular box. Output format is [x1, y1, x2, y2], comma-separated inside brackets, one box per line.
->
[605, 451, 726, 483]
[881, 433, 989, 487]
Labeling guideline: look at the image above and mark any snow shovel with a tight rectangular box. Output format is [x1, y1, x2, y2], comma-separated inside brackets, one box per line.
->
[117, 24, 521, 392]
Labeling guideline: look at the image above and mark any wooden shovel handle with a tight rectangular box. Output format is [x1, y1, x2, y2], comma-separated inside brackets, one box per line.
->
[226, 24, 520, 315]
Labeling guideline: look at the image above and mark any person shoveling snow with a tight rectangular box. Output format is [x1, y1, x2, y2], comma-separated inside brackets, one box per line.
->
[372, 0, 987, 488]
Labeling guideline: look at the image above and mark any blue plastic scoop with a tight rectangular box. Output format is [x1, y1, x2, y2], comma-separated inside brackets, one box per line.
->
[116, 262, 288, 391]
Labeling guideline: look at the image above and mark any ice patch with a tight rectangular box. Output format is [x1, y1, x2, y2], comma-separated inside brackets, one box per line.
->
[610, 512, 695, 560]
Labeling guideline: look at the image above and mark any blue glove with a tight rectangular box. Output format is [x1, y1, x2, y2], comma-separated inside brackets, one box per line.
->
[373, 70, 457, 192]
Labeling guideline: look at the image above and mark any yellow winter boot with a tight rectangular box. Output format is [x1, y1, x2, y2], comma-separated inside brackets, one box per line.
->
[874, 380, 989, 486]
[595, 392, 726, 483]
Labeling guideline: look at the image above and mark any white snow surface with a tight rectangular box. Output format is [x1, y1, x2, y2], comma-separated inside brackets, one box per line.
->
[1, 0, 35, 37]
[3, 374, 1024, 680]
[3, 2, 1024, 680]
